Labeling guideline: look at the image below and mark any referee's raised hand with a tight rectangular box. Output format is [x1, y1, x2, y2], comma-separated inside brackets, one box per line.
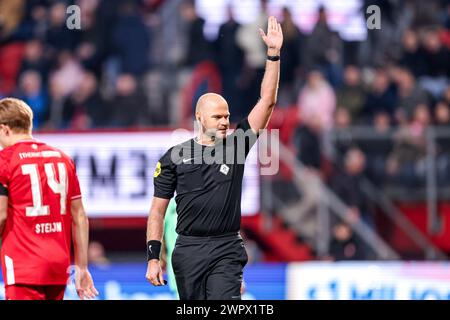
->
[146, 259, 165, 286]
[259, 16, 284, 53]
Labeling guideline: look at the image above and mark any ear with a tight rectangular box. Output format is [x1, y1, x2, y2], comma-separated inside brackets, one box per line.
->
[4, 125, 11, 136]
[195, 111, 201, 123]
[0, 124, 7, 135]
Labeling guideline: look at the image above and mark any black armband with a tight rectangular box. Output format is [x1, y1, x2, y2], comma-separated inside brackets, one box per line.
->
[147, 240, 162, 261]
[0, 184, 8, 196]
[267, 55, 280, 61]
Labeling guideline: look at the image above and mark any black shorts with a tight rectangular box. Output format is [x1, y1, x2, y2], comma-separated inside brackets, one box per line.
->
[172, 232, 248, 300]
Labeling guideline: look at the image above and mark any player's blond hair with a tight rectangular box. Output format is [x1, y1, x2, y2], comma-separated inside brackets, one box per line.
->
[0, 97, 33, 133]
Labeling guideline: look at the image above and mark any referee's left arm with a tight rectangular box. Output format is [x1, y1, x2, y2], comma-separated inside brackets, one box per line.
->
[248, 16, 284, 133]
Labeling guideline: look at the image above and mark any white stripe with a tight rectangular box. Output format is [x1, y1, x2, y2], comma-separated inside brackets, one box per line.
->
[5, 255, 15, 285]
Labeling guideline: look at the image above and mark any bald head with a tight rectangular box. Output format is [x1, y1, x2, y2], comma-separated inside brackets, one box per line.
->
[195, 93, 230, 141]
[195, 93, 228, 115]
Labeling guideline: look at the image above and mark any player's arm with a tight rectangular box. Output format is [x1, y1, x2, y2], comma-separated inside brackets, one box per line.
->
[248, 16, 283, 133]
[146, 151, 176, 286]
[146, 196, 170, 286]
[147, 196, 170, 243]
[0, 155, 9, 237]
[0, 195, 7, 237]
[71, 198, 98, 299]
[71, 199, 89, 271]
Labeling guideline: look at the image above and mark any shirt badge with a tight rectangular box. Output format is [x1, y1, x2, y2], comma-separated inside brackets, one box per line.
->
[220, 164, 230, 175]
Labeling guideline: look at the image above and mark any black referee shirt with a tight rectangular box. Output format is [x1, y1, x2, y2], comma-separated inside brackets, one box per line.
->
[153, 118, 258, 236]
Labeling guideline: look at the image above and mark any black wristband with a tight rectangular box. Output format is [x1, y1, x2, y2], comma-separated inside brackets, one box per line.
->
[147, 240, 162, 261]
[0, 184, 7, 196]
[267, 55, 280, 61]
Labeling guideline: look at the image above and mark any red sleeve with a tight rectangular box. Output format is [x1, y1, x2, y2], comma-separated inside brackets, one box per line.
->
[68, 158, 82, 200]
[0, 149, 11, 189]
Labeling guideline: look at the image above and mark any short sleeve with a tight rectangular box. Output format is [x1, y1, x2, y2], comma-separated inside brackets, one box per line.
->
[0, 149, 11, 190]
[67, 159, 82, 200]
[153, 149, 177, 199]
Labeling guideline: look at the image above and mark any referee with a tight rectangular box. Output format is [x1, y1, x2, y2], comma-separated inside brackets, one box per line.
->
[145, 16, 283, 300]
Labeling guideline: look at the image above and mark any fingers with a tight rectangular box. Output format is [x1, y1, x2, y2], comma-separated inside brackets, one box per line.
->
[271, 16, 277, 31]
[77, 285, 99, 300]
[77, 289, 85, 300]
[86, 286, 98, 299]
[268, 16, 278, 31]
[159, 272, 165, 286]
[146, 272, 164, 286]
[278, 22, 282, 34]
[259, 28, 266, 39]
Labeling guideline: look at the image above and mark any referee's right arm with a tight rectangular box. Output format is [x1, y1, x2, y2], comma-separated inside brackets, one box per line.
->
[146, 196, 170, 286]
[146, 152, 177, 286]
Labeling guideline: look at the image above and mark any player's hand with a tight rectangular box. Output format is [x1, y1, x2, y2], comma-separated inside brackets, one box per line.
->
[75, 267, 99, 300]
[146, 260, 165, 286]
[259, 16, 283, 52]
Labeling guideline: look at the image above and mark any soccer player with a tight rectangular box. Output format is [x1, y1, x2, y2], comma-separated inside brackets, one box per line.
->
[0, 97, 98, 300]
[146, 16, 283, 299]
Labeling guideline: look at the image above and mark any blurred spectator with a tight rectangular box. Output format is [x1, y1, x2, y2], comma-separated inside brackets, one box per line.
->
[331, 147, 375, 230]
[336, 65, 366, 121]
[328, 222, 365, 261]
[50, 51, 85, 98]
[48, 51, 85, 127]
[361, 0, 403, 67]
[293, 116, 322, 170]
[108, 74, 151, 127]
[419, 28, 450, 98]
[434, 101, 450, 185]
[25, 1, 48, 40]
[435, 100, 450, 127]
[62, 71, 106, 129]
[373, 111, 392, 134]
[179, 0, 212, 67]
[399, 29, 427, 78]
[386, 103, 431, 186]
[236, 0, 269, 111]
[360, 112, 394, 186]
[88, 241, 110, 266]
[75, 0, 103, 76]
[45, 2, 80, 54]
[363, 68, 397, 121]
[112, 0, 150, 76]
[411, 0, 442, 29]
[285, 115, 325, 245]
[297, 69, 336, 131]
[305, 6, 343, 87]
[334, 107, 352, 130]
[278, 7, 304, 106]
[392, 67, 430, 122]
[333, 108, 355, 157]
[17, 69, 49, 129]
[19, 39, 50, 83]
[214, 5, 244, 122]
